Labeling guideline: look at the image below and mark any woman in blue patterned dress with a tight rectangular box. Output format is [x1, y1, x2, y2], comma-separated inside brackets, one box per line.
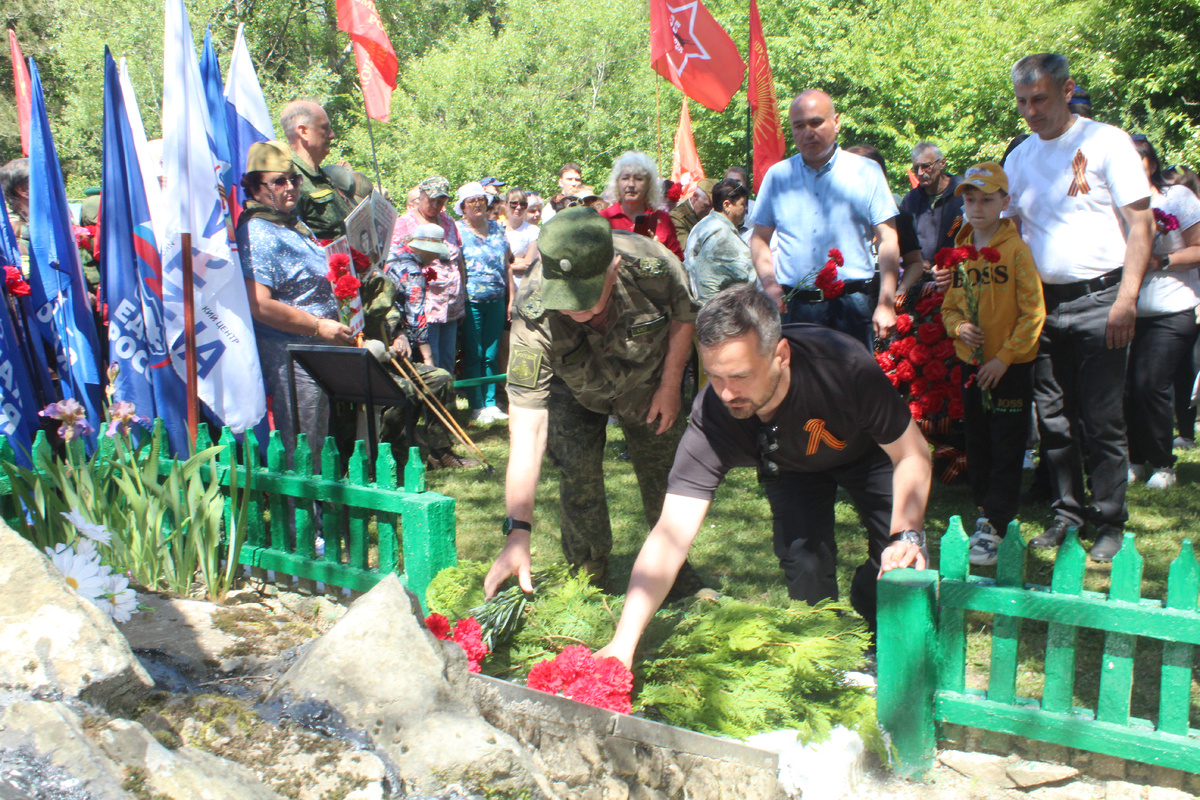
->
[455, 181, 512, 424]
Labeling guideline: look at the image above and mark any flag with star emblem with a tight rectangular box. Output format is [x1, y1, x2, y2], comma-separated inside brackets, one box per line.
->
[650, 0, 746, 112]
[748, 0, 786, 192]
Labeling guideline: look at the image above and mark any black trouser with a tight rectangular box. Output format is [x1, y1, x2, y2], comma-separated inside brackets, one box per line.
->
[1172, 323, 1200, 441]
[963, 360, 1033, 533]
[762, 448, 893, 633]
[1033, 283, 1129, 530]
[1128, 309, 1198, 468]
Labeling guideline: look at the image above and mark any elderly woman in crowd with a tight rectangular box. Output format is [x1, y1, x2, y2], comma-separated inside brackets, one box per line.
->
[392, 176, 466, 373]
[236, 141, 353, 464]
[599, 151, 683, 260]
[456, 181, 512, 425]
[1126, 135, 1200, 490]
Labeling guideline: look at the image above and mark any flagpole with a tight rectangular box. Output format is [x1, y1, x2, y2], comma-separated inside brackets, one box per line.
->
[655, 80, 662, 171]
[745, 103, 752, 191]
[181, 233, 199, 447]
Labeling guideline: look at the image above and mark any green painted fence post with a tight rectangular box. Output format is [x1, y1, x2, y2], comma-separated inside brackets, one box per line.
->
[877, 568, 939, 778]
[375, 443, 400, 575]
[404, 445, 425, 493]
[1159, 539, 1198, 735]
[988, 528, 1027, 705]
[400, 490, 456, 614]
[321, 437, 344, 565]
[938, 516, 969, 694]
[266, 432, 287, 552]
[1097, 533, 1143, 726]
[346, 440, 369, 569]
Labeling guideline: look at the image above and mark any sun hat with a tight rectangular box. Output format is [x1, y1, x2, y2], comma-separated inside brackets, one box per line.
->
[454, 181, 489, 216]
[408, 222, 450, 257]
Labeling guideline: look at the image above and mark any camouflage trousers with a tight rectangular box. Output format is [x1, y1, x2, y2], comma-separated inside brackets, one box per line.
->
[546, 381, 687, 566]
[379, 361, 456, 454]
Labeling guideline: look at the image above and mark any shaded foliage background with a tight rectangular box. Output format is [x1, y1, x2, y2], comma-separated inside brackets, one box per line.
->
[1, 0, 1198, 196]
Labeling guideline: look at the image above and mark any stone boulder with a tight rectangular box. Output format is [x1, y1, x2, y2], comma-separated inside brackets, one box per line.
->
[0, 521, 152, 713]
[270, 574, 548, 796]
[0, 699, 285, 800]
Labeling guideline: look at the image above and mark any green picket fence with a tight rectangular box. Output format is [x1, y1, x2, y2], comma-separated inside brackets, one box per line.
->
[0, 422, 457, 611]
[877, 516, 1199, 778]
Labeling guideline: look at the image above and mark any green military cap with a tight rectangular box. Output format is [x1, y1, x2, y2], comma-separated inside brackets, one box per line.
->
[538, 206, 615, 312]
[418, 175, 451, 199]
[696, 178, 717, 196]
[245, 141, 296, 174]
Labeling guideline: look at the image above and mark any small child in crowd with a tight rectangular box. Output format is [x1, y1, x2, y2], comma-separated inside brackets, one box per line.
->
[940, 162, 1046, 566]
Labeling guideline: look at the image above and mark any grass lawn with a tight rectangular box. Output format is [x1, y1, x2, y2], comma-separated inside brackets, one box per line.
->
[418, 405, 1200, 730]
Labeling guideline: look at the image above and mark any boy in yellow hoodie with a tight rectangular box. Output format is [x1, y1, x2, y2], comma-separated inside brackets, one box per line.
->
[941, 162, 1045, 566]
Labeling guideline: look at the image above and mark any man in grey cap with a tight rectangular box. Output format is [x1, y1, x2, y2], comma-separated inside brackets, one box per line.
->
[483, 207, 706, 598]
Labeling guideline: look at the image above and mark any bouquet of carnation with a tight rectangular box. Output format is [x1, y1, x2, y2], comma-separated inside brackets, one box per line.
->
[784, 249, 844, 302]
[526, 645, 634, 714]
[323, 240, 365, 335]
[934, 245, 1003, 411]
[425, 612, 490, 673]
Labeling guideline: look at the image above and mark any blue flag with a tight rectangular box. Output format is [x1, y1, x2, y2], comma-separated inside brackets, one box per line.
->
[200, 29, 237, 240]
[223, 24, 276, 224]
[101, 48, 190, 455]
[0, 206, 42, 467]
[26, 58, 104, 448]
[0, 199, 57, 410]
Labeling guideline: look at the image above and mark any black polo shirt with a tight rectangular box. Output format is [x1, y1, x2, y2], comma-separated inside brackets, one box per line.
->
[667, 324, 911, 500]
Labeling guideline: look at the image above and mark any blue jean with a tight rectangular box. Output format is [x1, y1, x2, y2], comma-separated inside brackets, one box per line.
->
[784, 291, 874, 350]
[461, 299, 506, 409]
[426, 320, 459, 374]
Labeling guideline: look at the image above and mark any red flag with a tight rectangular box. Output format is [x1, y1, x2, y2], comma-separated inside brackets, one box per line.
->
[671, 100, 706, 195]
[650, 0, 746, 113]
[336, 0, 398, 122]
[747, 0, 785, 194]
[8, 30, 31, 156]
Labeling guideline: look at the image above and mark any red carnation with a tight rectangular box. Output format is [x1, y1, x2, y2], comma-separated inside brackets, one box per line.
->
[875, 352, 896, 372]
[828, 248, 844, 267]
[334, 273, 361, 299]
[895, 314, 914, 334]
[909, 343, 933, 366]
[895, 360, 917, 383]
[425, 613, 452, 640]
[950, 365, 963, 386]
[328, 253, 351, 275]
[920, 393, 943, 416]
[931, 311, 943, 328]
[554, 645, 598, 685]
[917, 322, 943, 346]
[980, 247, 1001, 263]
[5, 266, 31, 297]
[915, 294, 943, 317]
[923, 359, 948, 382]
[889, 336, 915, 358]
[947, 397, 965, 420]
[351, 249, 372, 273]
[908, 400, 924, 419]
[931, 380, 956, 400]
[888, 371, 902, 388]
[666, 182, 684, 203]
[317, 238, 334, 247]
[934, 247, 961, 269]
[909, 378, 929, 398]
[452, 617, 489, 673]
[932, 339, 956, 360]
[959, 245, 979, 262]
[423, 266, 438, 284]
[527, 659, 564, 693]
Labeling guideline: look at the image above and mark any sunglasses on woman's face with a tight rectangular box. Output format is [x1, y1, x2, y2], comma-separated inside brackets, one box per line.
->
[465, 197, 488, 207]
[509, 201, 528, 209]
[269, 174, 301, 189]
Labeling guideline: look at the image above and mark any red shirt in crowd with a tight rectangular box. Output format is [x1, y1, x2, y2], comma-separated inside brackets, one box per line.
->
[600, 204, 684, 261]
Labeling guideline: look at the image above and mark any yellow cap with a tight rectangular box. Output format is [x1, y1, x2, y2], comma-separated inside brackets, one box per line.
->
[955, 161, 1008, 195]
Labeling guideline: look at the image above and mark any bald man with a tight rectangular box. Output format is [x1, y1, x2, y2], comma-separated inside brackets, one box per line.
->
[280, 100, 373, 240]
[748, 90, 900, 348]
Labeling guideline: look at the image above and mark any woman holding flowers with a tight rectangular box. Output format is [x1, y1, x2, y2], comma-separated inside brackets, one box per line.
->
[1126, 136, 1200, 489]
[237, 141, 353, 466]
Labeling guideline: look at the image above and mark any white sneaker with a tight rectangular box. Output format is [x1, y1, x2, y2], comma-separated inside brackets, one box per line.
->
[470, 407, 489, 423]
[1128, 464, 1147, 484]
[1174, 436, 1195, 451]
[968, 518, 1002, 566]
[485, 406, 508, 421]
[1146, 467, 1177, 490]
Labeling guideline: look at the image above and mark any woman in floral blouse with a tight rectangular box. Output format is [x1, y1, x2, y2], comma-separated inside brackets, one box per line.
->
[456, 182, 512, 424]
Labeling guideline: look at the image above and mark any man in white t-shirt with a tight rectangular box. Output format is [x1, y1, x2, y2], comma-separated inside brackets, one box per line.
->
[1001, 53, 1154, 562]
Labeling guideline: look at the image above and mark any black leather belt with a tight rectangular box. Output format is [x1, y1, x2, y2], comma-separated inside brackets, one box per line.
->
[782, 278, 875, 304]
[1042, 268, 1122, 305]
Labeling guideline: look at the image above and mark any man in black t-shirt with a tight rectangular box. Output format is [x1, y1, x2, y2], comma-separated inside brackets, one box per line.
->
[598, 284, 933, 666]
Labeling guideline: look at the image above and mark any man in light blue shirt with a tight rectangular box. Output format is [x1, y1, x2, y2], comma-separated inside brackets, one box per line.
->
[750, 90, 901, 347]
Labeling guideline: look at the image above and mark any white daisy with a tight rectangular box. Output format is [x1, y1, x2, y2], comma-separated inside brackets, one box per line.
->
[93, 573, 138, 623]
[74, 537, 99, 561]
[61, 510, 113, 545]
[44, 543, 111, 602]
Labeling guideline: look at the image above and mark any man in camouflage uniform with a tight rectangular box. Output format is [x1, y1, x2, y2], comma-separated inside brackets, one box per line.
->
[483, 206, 705, 597]
[281, 100, 373, 241]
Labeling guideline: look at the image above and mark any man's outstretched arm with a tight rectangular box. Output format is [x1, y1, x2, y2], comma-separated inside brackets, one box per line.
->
[596, 493, 711, 667]
[484, 405, 549, 597]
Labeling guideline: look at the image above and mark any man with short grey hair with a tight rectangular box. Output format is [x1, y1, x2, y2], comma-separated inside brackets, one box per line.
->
[899, 141, 963, 264]
[281, 99, 372, 240]
[1002, 52, 1154, 561]
[596, 283, 933, 666]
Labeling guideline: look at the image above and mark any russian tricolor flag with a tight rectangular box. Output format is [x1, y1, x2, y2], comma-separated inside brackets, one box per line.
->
[222, 24, 276, 226]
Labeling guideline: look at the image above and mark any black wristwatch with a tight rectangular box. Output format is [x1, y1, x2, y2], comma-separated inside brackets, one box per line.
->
[889, 529, 925, 548]
[502, 517, 533, 537]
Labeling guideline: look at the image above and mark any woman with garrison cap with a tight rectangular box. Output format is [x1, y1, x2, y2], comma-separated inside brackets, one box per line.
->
[236, 140, 353, 467]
